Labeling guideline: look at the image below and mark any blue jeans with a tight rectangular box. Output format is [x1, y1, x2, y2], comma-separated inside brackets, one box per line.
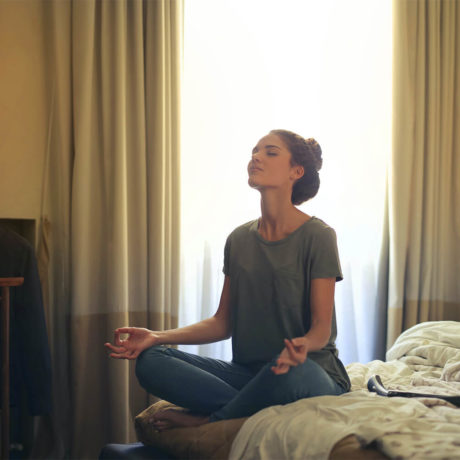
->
[135, 345, 345, 422]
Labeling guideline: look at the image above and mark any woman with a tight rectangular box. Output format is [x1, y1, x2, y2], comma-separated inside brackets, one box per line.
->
[105, 129, 350, 431]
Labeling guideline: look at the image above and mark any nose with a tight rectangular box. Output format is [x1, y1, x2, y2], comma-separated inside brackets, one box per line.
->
[251, 152, 261, 163]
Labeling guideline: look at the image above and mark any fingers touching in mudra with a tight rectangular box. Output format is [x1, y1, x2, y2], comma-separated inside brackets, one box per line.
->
[271, 337, 308, 375]
[104, 327, 158, 360]
[105, 329, 308, 375]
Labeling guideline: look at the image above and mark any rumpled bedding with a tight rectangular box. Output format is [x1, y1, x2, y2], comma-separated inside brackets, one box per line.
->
[229, 321, 460, 460]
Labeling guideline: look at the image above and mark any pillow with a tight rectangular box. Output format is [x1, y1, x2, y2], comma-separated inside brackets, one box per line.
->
[386, 320, 460, 381]
[386, 320, 460, 360]
[135, 400, 247, 459]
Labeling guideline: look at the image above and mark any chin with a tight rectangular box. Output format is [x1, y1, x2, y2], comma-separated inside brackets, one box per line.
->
[248, 177, 258, 188]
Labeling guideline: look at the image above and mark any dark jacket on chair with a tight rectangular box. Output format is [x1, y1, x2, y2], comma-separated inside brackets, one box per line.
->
[0, 225, 52, 415]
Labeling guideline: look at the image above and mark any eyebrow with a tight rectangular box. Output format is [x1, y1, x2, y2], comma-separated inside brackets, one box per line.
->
[252, 144, 282, 153]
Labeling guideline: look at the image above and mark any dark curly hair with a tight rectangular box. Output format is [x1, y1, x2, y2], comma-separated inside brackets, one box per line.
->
[270, 129, 323, 205]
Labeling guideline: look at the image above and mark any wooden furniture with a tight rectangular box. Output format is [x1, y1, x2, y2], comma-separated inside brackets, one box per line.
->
[0, 277, 24, 460]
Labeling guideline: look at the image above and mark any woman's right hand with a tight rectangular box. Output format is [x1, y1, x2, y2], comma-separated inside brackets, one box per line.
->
[104, 327, 160, 360]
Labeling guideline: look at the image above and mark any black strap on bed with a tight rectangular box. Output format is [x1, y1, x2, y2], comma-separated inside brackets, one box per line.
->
[367, 375, 460, 407]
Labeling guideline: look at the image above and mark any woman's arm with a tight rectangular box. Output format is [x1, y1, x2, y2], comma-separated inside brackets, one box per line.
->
[157, 275, 233, 345]
[105, 276, 232, 359]
[302, 277, 335, 350]
[271, 277, 335, 374]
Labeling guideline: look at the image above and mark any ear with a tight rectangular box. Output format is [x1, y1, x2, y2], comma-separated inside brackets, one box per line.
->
[291, 165, 304, 181]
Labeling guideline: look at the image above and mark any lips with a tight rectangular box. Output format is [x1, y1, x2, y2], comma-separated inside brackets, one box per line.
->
[249, 166, 263, 173]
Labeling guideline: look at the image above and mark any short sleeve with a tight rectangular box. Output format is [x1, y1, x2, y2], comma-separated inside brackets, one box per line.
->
[223, 235, 231, 275]
[310, 227, 343, 282]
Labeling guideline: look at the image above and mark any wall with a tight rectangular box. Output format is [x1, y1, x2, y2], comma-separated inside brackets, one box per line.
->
[0, 0, 48, 233]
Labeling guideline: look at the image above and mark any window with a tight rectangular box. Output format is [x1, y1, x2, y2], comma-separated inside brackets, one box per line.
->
[180, 0, 392, 364]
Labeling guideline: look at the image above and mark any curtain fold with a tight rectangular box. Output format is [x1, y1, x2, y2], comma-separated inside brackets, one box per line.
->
[388, 0, 460, 347]
[145, 0, 182, 333]
[35, 1, 73, 457]
[38, 1, 182, 457]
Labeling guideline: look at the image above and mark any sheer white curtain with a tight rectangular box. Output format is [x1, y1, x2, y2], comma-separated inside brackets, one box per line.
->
[179, 0, 392, 364]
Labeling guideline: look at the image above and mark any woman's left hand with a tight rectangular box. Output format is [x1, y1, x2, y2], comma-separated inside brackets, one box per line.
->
[271, 337, 308, 375]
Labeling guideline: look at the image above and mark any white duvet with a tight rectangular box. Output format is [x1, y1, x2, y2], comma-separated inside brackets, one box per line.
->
[229, 321, 460, 460]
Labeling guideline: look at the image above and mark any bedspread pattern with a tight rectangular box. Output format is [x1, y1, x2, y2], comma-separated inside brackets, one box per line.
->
[229, 321, 460, 459]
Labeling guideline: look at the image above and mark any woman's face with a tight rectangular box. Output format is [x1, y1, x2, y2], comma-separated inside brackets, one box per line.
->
[247, 133, 303, 191]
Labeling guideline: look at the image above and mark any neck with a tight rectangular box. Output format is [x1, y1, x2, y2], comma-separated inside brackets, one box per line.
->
[258, 189, 307, 241]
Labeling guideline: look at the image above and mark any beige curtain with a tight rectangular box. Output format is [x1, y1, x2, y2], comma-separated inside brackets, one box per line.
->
[38, 0, 182, 457]
[388, 0, 460, 347]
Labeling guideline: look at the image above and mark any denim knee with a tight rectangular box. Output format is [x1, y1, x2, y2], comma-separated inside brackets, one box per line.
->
[135, 345, 165, 388]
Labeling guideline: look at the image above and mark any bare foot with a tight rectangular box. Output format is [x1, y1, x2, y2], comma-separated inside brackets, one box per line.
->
[151, 409, 210, 431]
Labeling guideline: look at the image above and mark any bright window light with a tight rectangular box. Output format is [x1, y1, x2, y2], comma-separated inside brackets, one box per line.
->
[180, 0, 392, 364]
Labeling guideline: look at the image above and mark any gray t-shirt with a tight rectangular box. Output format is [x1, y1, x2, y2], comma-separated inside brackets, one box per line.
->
[223, 217, 350, 391]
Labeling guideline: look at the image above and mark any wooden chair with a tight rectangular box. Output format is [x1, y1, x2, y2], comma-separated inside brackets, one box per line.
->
[0, 277, 24, 460]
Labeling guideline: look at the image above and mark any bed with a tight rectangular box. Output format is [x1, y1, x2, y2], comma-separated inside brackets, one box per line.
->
[134, 321, 460, 459]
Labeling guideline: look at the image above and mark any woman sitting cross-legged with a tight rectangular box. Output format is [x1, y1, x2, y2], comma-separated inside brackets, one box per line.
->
[105, 129, 351, 431]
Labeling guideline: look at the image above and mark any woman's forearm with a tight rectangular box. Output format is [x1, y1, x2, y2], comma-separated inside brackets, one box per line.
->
[154, 276, 233, 346]
[303, 321, 331, 352]
[305, 277, 335, 352]
[155, 315, 231, 346]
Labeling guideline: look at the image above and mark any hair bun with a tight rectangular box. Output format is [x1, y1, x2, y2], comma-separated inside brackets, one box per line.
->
[305, 138, 322, 171]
